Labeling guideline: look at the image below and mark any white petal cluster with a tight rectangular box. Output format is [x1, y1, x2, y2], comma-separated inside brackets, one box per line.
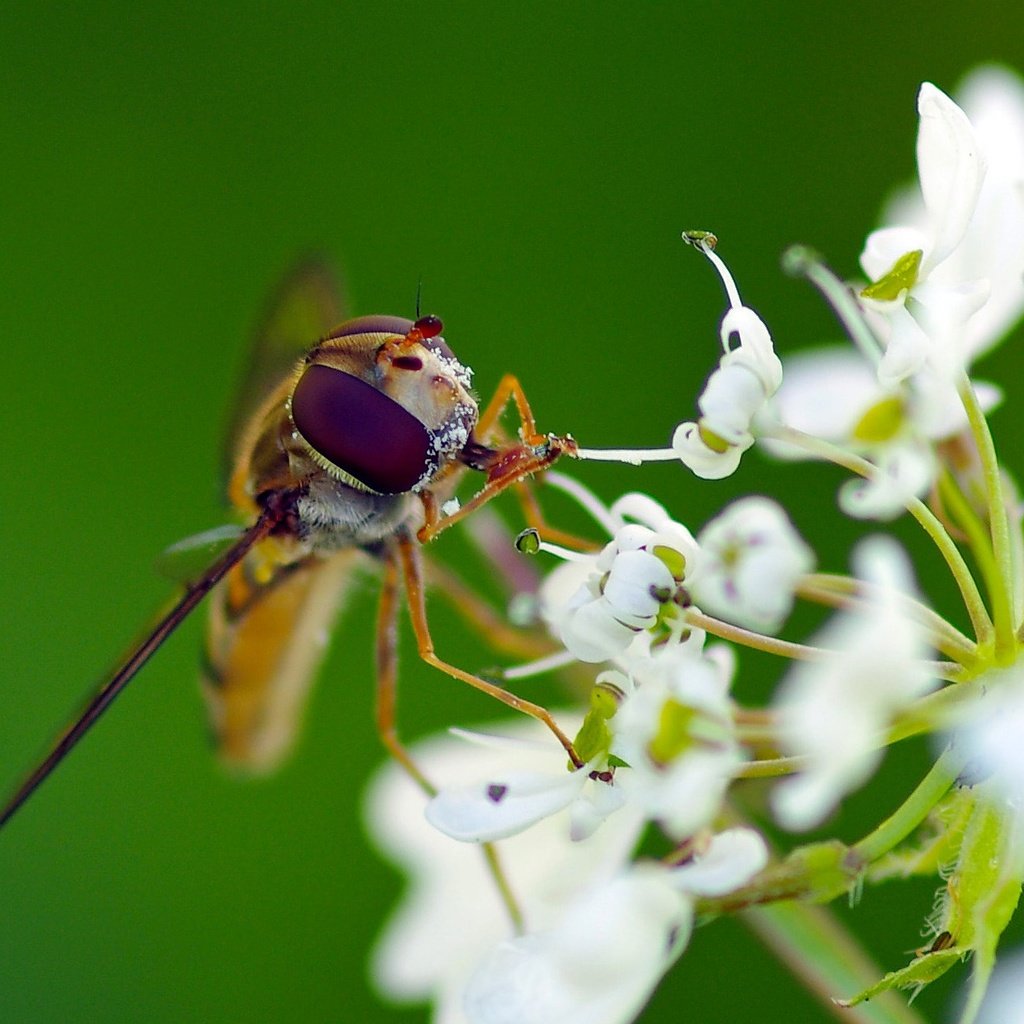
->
[367, 718, 767, 1024]
[692, 496, 815, 632]
[863, 72, 1024, 382]
[768, 71, 1024, 521]
[540, 494, 702, 663]
[426, 645, 741, 847]
[462, 868, 691, 1024]
[673, 290, 783, 480]
[463, 829, 766, 1024]
[771, 538, 936, 830]
[365, 718, 645, 1024]
[611, 646, 743, 840]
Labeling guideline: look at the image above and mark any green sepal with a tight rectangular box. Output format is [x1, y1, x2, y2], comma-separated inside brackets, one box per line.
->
[943, 787, 1024, 1024]
[868, 788, 974, 883]
[851, 786, 1024, 1023]
[860, 250, 922, 302]
[835, 948, 965, 1007]
[571, 705, 612, 766]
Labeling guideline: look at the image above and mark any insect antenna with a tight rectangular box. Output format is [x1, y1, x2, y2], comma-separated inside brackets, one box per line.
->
[0, 499, 289, 831]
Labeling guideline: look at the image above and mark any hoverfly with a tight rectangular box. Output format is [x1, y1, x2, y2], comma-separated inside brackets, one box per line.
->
[0, 259, 581, 827]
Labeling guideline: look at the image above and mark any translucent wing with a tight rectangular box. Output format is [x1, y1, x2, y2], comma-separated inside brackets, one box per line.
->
[221, 256, 346, 480]
[202, 544, 367, 771]
[155, 524, 247, 583]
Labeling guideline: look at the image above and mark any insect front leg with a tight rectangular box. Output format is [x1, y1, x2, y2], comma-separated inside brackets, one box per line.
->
[395, 531, 583, 768]
[475, 373, 542, 443]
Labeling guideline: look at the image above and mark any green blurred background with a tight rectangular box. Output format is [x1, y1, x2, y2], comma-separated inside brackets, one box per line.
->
[3, 4, 1024, 1022]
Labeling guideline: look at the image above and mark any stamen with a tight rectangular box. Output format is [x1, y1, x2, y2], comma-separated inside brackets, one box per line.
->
[782, 245, 884, 366]
[503, 649, 578, 680]
[537, 539, 592, 562]
[543, 470, 621, 534]
[575, 446, 680, 465]
[684, 233, 744, 310]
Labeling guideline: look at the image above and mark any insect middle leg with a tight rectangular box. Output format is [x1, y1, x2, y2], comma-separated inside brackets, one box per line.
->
[396, 530, 582, 767]
[375, 551, 435, 795]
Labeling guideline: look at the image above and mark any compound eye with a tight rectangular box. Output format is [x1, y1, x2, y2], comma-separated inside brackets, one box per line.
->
[291, 364, 431, 494]
[325, 315, 414, 341]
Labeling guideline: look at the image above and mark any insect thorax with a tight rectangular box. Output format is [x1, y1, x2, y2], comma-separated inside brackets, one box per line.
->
[295, 471, 414, 551]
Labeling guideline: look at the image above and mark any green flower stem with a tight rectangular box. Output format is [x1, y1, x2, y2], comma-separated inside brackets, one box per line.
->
[851, 744, 968, 865]
[885, 679, 981, 747]
[482, 842, 524, 933]
[686, 609, 959, 681]
[938, 469, 1005, 640]
[685, 609, 826, 661]
[957, 372, 1016, 658]
[785, 249, 885, 369]
[768, 425, 994, 645]
[798, 573, 976, 663]
[735, 755, 810, 779]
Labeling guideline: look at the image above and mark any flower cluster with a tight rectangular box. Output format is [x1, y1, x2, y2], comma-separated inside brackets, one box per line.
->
[367, 67, 1024, 1024]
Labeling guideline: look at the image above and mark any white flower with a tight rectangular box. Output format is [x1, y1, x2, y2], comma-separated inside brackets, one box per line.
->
[612, 646, 742, 839]
[572, 240, 782, 480]
[461, 827, 767, 1024]
[692, 496, 815, 632]
[951, 667, 1024, 805]
[870, 68, 1024, 371]
[670, 826, 769, 897]
[539, 494, 702, 664]
[861, 73, 1024, 386]
[860, 82, 988, 385]
[365, 719, 644, 1024]
[462, 866, 690, 1024]
[771, 537, 936, 831]
[761, 73, 1022, 522]
[425, 731, 627, 844]
[837, 437, 938, 521]
[673, 268, 783, 479]
[767, 345, 1002, 520]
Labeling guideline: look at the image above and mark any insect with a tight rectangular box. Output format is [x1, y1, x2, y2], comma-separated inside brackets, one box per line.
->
[0, 259, 581, 828]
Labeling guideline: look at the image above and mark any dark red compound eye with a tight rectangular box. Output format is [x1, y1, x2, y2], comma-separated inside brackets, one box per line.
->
[291, 364, 432, 494]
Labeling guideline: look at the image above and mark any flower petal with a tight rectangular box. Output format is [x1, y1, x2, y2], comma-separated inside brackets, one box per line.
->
[426, 769, 589, 843]
[671, 827, 769, 896]
[916, 82, 986, 273]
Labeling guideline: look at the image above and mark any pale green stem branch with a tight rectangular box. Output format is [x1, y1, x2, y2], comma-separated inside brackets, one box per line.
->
[798, 573, 976, 663]
[851, 744, 968, 864]
[957, 371, 1016, 656]
[767, 425, 993, 645]
[685, 609, 826, 661]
